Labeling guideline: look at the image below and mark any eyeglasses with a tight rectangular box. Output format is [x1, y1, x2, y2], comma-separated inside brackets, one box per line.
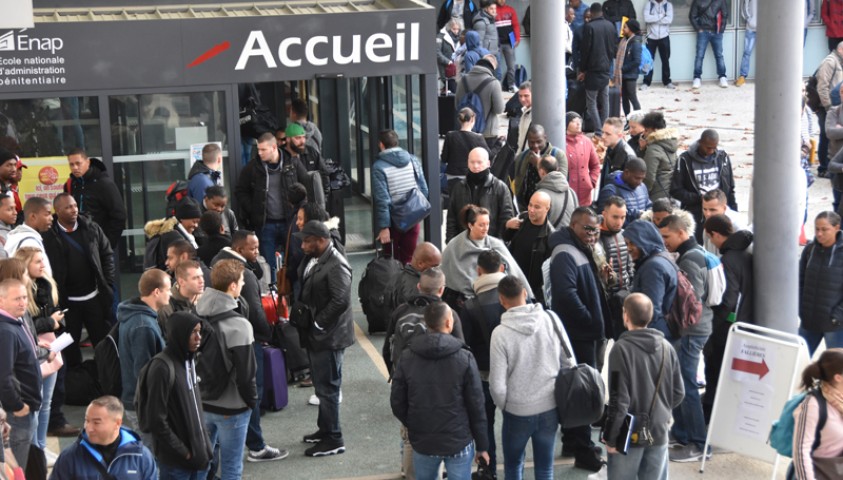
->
[583, 225, 599, 233]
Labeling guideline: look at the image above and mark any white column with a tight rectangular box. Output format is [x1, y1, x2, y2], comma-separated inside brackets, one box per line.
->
[530, 1, 568, 148]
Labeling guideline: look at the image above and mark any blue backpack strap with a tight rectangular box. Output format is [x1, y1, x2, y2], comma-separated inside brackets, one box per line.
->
[810, 389, 828, 453]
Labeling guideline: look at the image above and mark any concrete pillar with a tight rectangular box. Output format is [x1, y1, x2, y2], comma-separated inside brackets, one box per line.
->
[420, 73, 443, 249]
[530, 1, 567, 148]
[752, 3, 804, 333]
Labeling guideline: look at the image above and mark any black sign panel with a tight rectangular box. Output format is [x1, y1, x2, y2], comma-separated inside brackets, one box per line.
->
[0, 8, 436, 94]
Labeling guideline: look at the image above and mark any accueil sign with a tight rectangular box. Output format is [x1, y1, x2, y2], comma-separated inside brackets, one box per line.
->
[231, 22, 420, 70]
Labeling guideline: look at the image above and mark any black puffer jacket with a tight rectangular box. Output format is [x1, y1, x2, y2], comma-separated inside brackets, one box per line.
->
[42, 214, 115, 305]
[390, 332, 488, 456]
[141, 312, 213, 471]
[800, 232, 843, 333]
[234, 156, 310, 229]
[64, 157, 127, 249]
[297, 244, 355, 352]
[446, 172, 514, 242]
[689, 0, 729, 33]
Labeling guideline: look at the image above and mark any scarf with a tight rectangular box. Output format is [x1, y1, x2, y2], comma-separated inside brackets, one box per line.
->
[614, 35, 631, 87]
[441, 231, 534, 298]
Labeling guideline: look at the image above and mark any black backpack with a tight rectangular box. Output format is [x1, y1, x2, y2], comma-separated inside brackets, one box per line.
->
[388, 310, 426, 377]
[165, 180, 190, 218]
[134, 354, 176, 433]
[94, 323, 122, 397]
[142, 235, 164, 271]
[195, 314, 237, 401]
[358, 246, 402, 333]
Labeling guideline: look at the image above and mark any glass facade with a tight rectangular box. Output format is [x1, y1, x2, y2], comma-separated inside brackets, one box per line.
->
[0, 96, 101, 156]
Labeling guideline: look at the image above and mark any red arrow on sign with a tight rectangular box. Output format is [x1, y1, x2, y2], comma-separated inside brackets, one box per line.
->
[731, 358, 770, 379]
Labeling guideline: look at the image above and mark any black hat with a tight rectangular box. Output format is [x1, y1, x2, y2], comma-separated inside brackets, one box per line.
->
[175, 199, 202, 220]
[566, 111, 582, 126]
[626, 19, 642, 35]
[293, 220, 330, 239]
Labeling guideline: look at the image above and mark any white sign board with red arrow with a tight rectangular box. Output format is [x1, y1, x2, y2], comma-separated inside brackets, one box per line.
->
[701, 323, 810, 476]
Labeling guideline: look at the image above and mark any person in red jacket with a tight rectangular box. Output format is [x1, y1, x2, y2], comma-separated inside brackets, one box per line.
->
[822, 0, 843, 52]
[495, 0, 521, 92]
[565, 112, 601, 208]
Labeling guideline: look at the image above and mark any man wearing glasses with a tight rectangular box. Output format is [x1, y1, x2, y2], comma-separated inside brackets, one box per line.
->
[545, 207, 610, 472]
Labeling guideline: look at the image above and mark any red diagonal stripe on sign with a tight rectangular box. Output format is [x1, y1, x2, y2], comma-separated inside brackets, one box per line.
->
[187, 41, 231, 68]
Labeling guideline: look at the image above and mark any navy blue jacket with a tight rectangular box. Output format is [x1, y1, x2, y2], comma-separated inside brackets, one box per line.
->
[623, 221, 678, 338]
[50, 428, 158, 480]
[800, 232, 843, 333]
[547, 227, 607, 341]
[0, 312, 41, 413]
[597, 172, 652, 225]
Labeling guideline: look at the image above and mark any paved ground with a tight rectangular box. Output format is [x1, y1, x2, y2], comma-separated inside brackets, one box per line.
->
[50, 78, 822, 479]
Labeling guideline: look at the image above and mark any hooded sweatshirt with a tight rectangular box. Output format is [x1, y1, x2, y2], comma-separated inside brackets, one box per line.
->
[714, 230, 754, 327]
[195, 288, 256, 415]
[141, 312, 213, 471]
[604, 328, 684, 449]
[390, 332, 488, 456]
[5, 224, 52, 275]
[673, 140, 737, 233]
[461, 30, 489, 74]
[118, 298, 165, 411]
[623, 220, 678, 339]
[489, 303, 571, 416]
[536, 171, 579, 229]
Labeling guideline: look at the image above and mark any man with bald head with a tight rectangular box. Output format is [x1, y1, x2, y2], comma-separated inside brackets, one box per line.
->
[513, 124, 567, 212]
[446, 147, 513, 242]
[389, 242, 443, 310]
[503, 191, 554, 304]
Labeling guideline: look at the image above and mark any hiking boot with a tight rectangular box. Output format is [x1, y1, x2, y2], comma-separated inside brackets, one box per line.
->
[669, 444, 712, 463]
[574, 449, 605, 472]
[305, 440, 346, 457]
[303, 431, 327, 444]
[692, 78, 701, 89]
[247, 445, 289, 462]
[735, 76, 746, 87]
[719, 77, 728, 88]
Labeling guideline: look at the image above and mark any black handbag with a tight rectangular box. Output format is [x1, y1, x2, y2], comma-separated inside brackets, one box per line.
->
[289, 302, 314, 330]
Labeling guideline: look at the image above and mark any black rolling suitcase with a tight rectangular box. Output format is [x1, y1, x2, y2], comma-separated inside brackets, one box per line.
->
[358, 244, 402, 333]
[438, 94, 457, 136]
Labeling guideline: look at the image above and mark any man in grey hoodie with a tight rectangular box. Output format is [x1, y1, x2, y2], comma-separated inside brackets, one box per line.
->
[536, 156, 578, 229]
[195, 259, 261, 479]
[604, 293, 684, 479]
[489, 275, 571, 478]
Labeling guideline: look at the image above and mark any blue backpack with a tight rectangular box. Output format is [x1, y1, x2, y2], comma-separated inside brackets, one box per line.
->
[769, 389, 827, 457]
[458, 76, 495, 133]
[639, 42, 653, 75]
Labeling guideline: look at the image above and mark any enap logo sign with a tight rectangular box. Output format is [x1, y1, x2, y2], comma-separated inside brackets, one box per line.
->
[0, 29, 64, 54]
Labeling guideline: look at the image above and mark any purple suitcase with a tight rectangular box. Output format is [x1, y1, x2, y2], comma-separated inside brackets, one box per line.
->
[262, 346, 288, 411]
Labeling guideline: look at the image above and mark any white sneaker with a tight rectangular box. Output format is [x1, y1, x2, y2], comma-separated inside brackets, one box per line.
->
[45, 449, 59, 468]
[666, 83, 676, 90]
[719, 77, 728, 88]
[692, 78, 701, 89]
[639, 84, 649, 91]
[308, 391, 342, 406]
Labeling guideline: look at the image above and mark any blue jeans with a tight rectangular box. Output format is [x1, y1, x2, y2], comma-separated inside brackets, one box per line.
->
[799, 327, 843, 356]
[671, 335, 709, 448]
[7, 412, 35, 470]
[413, 442, 474, 480]
[693, 31, 727, 79]
[160, 464, 208, 480]
[607, 444, 668, 480]
[739, 30, 756, 78]
[245, 342, 266, 452]
[310, 348, 344, 441]
[33, 371, 57, 450]
[203, 410, 250, 480]
[502, 409, 558, 480]
[257, 220, 287, 280]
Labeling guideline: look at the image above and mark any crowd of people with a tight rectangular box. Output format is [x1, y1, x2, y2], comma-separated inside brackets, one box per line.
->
[0, 1, 841, 479]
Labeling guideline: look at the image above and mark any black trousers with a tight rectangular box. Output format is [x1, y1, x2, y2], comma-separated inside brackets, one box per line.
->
[63, 294, 112, 367]
[643, 37, 671, 86]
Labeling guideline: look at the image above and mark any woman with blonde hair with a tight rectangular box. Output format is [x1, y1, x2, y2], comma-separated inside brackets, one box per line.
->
[4, 252, 64, 466]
